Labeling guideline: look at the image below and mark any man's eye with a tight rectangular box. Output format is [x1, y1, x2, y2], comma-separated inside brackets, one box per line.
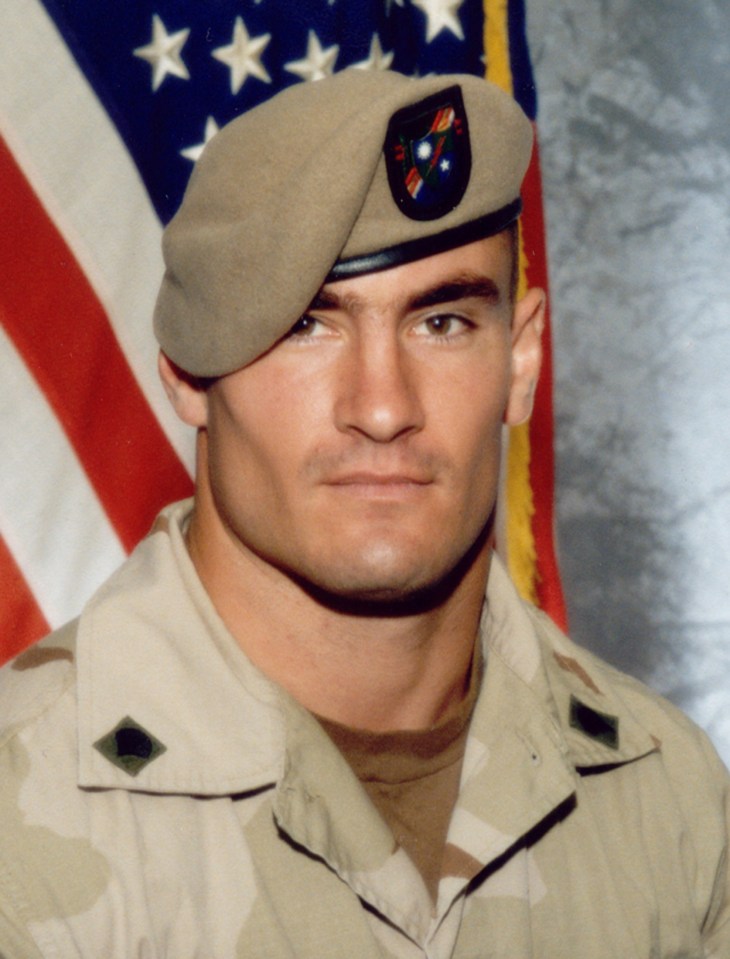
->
[416, 314, 469, 337]
[286, 314, 321, 338]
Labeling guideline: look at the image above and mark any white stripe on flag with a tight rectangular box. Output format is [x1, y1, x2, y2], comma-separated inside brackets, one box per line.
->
[0, 0, 194, 476]
[0, 326, 126, 628]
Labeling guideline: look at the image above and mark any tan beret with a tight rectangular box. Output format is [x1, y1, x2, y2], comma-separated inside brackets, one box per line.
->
[154, 69, 533, 376]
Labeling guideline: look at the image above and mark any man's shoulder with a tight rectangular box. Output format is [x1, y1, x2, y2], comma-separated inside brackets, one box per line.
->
[0, 619, 79, 750]
[0, 501, 190, 754]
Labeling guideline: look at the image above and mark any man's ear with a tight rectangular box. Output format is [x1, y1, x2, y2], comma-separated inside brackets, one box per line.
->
[504, 287, 546, 427]
[158, 351, 209, 427]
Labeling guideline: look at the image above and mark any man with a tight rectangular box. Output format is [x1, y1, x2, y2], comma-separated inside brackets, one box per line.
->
[0, 69, 727, 958]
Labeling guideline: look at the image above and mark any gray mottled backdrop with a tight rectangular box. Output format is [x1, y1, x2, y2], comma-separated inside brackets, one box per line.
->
[527, 0, 730, 764]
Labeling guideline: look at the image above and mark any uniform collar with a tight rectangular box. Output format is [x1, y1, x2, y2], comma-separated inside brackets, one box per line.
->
[424, 560, 661, 906]
[482, 558, 660, 772]
[76, 500, 288, 795]
[76, 503, 658, 797]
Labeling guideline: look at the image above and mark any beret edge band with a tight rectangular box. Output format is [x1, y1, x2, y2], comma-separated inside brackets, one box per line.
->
[326, 198, 523, 282]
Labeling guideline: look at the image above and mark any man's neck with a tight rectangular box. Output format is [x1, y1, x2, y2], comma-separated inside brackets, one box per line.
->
[186, 489, 491, 733]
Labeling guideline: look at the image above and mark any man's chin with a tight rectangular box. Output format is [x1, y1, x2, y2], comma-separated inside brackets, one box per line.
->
[286, 528, 492, 618]
[292, 573, 454, 618]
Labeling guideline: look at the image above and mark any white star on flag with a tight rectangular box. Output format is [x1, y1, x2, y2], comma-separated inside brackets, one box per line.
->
[412, 0, 465, 43]
[416, 141, 433, 160]
[133, 15, 190, 91]
[352, 34, 394, 71]
[285, 30, 339, 82]
[212, 17, 271, 94]
[180, 117, 220, 162]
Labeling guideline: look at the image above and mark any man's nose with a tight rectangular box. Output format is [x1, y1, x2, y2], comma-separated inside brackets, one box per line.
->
[333, 331, 425, 443]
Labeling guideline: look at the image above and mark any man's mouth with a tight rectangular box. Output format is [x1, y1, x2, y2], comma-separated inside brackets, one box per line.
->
[328, 472, 431, 486]
[325, 472, 434, 499]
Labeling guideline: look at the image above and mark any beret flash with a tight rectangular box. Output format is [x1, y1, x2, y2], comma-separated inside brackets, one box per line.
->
[154, 69, 533, 377]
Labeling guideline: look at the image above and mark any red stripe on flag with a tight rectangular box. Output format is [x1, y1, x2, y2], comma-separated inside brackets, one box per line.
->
[521, 135, 568, 630]
[0, 139, 193, 553]
[0, 534, 50, 661]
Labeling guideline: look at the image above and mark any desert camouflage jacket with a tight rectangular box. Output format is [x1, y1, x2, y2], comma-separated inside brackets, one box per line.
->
[1, 500, 728, 958]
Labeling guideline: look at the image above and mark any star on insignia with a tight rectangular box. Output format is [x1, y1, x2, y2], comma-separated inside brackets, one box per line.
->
[212, 16, 271, 94]
[285, 30, 339, 82]
[133, 14, 190, 91]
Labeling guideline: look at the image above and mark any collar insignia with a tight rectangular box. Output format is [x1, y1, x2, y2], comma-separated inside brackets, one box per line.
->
[569, 696, 619, 750]
[384, 85, 471, 222]
[94, 716, 167, 777]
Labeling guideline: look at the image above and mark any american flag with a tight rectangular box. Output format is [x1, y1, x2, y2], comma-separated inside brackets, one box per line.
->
[0, 0, 564, 663]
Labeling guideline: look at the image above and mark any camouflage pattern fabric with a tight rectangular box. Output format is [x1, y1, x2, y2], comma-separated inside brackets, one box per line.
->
[1, 500, 728, 957]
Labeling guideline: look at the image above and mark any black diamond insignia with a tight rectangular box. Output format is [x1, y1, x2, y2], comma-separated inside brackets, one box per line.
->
[94, 716, 167, 777]
[569, 696, 619, 750]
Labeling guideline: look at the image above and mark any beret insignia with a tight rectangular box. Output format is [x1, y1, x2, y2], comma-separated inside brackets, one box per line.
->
[385, 85, 471, 222]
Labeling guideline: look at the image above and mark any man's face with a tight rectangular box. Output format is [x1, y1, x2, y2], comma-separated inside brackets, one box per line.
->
[188, 234, 542, 604]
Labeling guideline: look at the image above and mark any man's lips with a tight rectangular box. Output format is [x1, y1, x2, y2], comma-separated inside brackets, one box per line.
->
[322, 472, 435, 500]
[326, 472, 433, 486]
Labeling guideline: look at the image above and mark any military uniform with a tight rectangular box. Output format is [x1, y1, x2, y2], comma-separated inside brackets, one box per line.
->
[1, 499, 728, 958]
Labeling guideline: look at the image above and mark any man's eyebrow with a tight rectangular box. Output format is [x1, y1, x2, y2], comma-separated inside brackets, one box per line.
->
[308, 289, 341, 311]
[308, 274, 501, 314]
[408, 275, 501, 311]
